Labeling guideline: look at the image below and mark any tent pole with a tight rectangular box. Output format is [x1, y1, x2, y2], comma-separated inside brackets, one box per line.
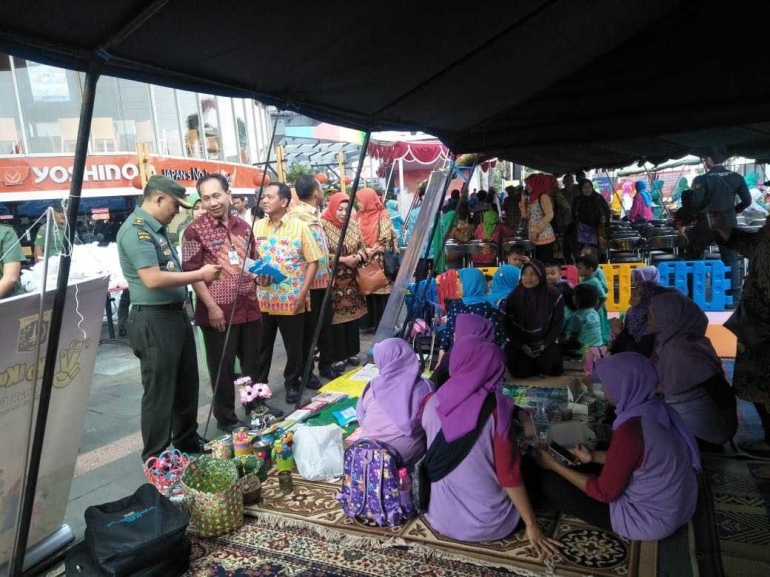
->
[8, 57, 103, 577]
[295, 131, 371, 409]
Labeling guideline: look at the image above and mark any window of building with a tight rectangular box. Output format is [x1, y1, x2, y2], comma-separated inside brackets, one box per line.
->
[217, 96, 238, 164]
[151, 86, 183, 156]
[233, 99, 250, 164]
[13, 57, 84, 154]
[116, 79, 155, 153]
[178, 90, 203, 158]
[0, 55, 23, 154]
[199, 95, 221, 160]
[244, 99, 258, 163]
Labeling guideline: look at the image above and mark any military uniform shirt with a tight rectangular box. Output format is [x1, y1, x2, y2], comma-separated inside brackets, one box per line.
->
[117, 207, 186, 305]
[0, 224, 25, 297]
[34, 220, 82, 258]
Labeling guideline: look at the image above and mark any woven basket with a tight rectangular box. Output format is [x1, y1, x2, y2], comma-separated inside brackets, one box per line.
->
[181, 456, 243, 536]
[241, 474, 262, 505]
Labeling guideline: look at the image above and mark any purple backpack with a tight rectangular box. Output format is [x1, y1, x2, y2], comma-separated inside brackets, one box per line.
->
[336, 439, 415, 526]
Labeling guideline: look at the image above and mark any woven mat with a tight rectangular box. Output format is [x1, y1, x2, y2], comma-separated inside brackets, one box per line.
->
[243, 472, 657, 577]
[701, 456, 770, 576]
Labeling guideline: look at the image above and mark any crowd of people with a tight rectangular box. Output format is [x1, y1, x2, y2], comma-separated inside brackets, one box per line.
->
[4, 144, 769, 553]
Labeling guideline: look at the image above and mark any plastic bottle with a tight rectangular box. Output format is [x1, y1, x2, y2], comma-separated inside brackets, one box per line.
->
[397, 467, 412, 508]
[532, 404, 551, 444]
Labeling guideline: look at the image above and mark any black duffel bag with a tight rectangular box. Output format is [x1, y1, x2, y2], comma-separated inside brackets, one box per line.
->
[84, 484, 190, 576]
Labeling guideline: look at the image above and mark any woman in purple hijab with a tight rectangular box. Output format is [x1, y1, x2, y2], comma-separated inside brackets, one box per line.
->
[609, 266, 671, 357]
[356, 338, 433, 468]
[650, 292, 737, 446]
[431, 313, 495, 388]
[421, 336, 560, 554]
[536, 352, 700, 541]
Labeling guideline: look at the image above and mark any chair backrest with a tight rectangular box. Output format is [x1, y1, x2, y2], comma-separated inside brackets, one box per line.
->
[609, 237, 640, 251]
[647, 235, 682, 250]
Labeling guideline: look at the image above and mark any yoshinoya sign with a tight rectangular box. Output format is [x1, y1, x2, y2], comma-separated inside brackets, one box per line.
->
[0, 155, 263, 193]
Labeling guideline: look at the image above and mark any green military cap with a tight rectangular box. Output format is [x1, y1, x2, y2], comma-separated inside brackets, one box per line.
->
[147, 174, 193, 209]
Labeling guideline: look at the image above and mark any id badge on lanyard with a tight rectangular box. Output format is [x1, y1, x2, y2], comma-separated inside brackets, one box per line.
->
[228, 246, 239, 265]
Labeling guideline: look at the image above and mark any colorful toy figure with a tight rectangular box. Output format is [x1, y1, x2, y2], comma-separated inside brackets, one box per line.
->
[272, 432, 295, 472]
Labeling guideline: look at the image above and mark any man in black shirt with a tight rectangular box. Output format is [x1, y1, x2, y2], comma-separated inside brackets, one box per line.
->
[686, 145, 751, 301]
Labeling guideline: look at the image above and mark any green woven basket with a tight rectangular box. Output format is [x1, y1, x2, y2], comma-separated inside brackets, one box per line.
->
[181, 456, 244, 536]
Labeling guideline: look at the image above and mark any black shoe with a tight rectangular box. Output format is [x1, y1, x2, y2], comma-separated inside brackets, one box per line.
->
[285, 388, 300, 405]
[175, 435, 209, 455]
[217, 419, 251, 433]
[346, 356, 361, 367]
[118, 329, 128, 338]
[319, 365, 344, 380]
[306, 374, 323, 390]
[263, 402, 285, 418]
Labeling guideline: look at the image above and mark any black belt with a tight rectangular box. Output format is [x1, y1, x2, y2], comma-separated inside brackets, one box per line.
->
[133, 303, 185, 311]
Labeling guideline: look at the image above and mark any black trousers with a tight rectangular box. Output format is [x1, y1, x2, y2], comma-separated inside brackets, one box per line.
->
[201, 319, 262, 428]
[304, 288, 333, 370]
[257, 312, 307, 390]
[534, 241, 555, 263]
[329, 319, 361, 363]
[506, 342, 564, 378]
[127, 307, 200, 462]
[537, 466, 612, 531]
[117, 289, 130, 334]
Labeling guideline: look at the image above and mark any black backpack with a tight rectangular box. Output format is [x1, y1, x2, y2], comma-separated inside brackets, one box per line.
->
[83, 484, 190, 576]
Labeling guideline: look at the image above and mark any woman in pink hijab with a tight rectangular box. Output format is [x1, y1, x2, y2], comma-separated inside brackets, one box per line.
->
[356, 338, 433, 467]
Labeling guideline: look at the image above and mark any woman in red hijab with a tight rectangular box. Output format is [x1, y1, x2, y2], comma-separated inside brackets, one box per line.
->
[520, 174, 558, 262]
[355, 188, 398, 330]
[321, 192, 370, 375]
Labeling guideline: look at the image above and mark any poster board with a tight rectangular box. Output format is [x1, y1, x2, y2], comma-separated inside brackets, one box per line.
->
[0, 276, 108, 566]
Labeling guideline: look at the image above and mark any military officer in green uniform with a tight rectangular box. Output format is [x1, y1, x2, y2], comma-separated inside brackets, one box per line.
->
[117, 175, 222, 461]
[34, 203, 82, 262]
[0, 224, 25, 299]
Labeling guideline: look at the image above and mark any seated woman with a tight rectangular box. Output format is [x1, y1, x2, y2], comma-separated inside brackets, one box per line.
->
[486, 264, 521, 309]
[502, 260, 565, 378]
[650, 292, 738, 446]
[356, 338, 433, 468]
[431, 314, 495, 388]
[471, 209, 512, 266]
[439, 268, 508, 356]
[609, 267, 670, 357]
[536, 352, 700, 541]
[421, 336, 560, 554]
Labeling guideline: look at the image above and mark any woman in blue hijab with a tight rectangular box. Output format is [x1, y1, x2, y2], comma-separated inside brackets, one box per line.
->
[386, 199, 404, 246]
[439, 268, 508, 356]
[486, 265, 521, 308]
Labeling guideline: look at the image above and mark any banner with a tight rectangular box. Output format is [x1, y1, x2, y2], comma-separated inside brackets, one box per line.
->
[0, 154, 267, 194]
[0, 276, 108, 565]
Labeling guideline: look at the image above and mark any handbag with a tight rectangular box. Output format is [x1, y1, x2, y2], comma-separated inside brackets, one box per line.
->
[383, 249, 401, 281]
[356, 261, 389, 295]
[724, 279, 770, 348]
[577, 222, 598, 246]
[84, 484, 190, 576]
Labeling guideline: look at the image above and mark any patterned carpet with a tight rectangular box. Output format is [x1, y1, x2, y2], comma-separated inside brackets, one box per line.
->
[702, 456, 770, 576]
[240, 473, 657, 577]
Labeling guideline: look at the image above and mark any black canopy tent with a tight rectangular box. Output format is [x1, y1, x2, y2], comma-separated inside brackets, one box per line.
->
[4, 1, 770, 573]
[2, 0, 770, 172]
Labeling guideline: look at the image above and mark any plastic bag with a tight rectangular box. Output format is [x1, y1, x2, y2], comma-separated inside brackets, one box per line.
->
[293, 424, 344, 482]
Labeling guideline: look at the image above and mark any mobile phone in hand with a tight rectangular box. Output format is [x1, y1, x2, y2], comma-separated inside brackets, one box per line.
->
[549, 441, 579, 466]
